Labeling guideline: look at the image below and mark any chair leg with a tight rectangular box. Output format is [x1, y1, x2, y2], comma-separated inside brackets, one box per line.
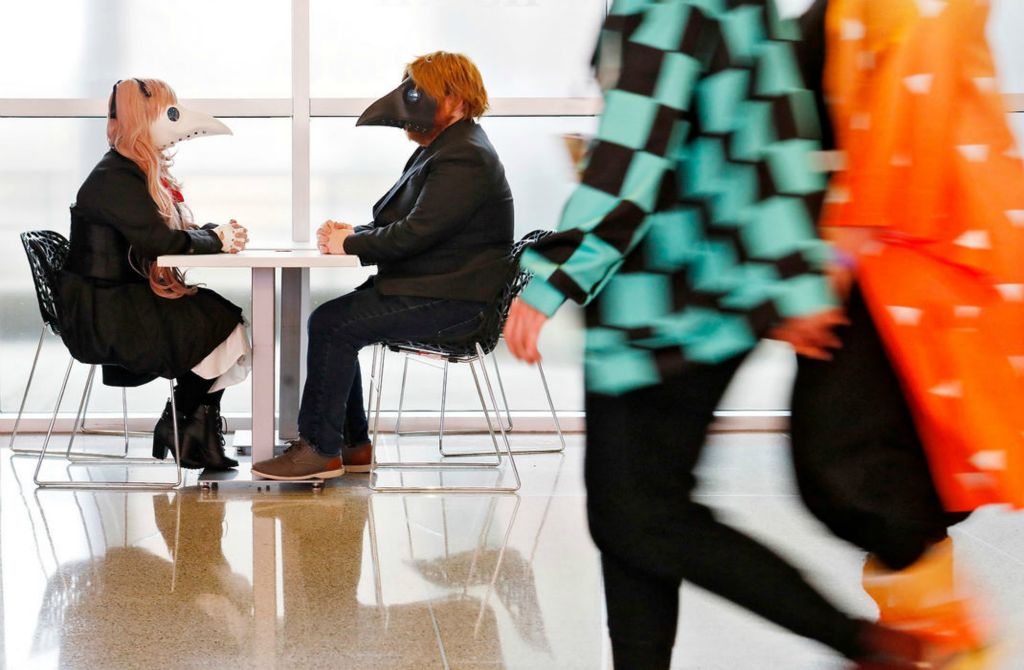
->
[490, 349, 513, 432]
[65, 365, 97, 457]
[535, 359, 567, 452]
[371, 347, 523, 492]
[436, 351, 514, 457]
[394, 354, 411, 435]
[438, 359, 449, 454]
[468, 357, 504, 463]
[33, 358, 75, 484]
[437, 353, 566, 457]
[9, 325, 46, 450]
[369, 344, 386, 454]
[122, 388, 130, 457]
[34, 377, 184, 490]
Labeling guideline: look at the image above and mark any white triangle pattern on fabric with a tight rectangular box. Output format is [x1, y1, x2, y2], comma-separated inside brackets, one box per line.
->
[826, 186, 851, 204]
[956, 472, 994, 489]
[954, 305, 982, 319]
[970, 450, 1007, 471]
[973, 77, 997, 93]
[957, 144, 989, 163]
[1006, 210, 1024, 227]
[917, 0, 949, 17]
[851, 113, 872, 130]
[888, 306, 923, 325]
[997, 284, 1024, 302]
[1010, 356, 1024, 374]
[842, 19, 866, 40]
[891, 154, 912, 167]
[954, 230, 991, 249]
[904, 73, 934, 94]
[929, 380, 963, 398]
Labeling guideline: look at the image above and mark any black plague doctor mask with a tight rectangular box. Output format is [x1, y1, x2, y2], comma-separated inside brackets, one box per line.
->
[356, 78, 439, 134]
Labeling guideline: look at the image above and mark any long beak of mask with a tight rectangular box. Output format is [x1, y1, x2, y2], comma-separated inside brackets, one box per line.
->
[356, 79, 438, 134]
[150, 105, 232, 151]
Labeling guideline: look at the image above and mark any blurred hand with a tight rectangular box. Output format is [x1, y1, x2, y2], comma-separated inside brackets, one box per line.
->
[769, 308, 848, 360]
[503, 299, 549, 364]
[214, 219, 248, 254]
[827, 262, 855, 302]
[317, 220, 353, 255]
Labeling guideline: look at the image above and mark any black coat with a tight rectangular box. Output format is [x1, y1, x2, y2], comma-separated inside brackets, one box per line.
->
[58, 150, 243, 385]
[343, 119, 515, 304]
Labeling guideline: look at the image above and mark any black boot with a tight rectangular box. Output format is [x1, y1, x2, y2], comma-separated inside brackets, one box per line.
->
[191, 404, 238, 471]
[152, 400, 182, 459]
[152, 400, 205, 469]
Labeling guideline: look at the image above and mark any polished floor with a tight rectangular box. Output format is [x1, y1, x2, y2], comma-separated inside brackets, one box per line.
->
[1, 432, 1022, 669]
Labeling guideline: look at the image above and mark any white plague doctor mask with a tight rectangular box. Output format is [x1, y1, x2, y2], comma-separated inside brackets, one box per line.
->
[110, 78, 232, 151]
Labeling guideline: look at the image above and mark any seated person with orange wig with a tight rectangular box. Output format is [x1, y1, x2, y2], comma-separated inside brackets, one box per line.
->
[253, 52, 514, 480]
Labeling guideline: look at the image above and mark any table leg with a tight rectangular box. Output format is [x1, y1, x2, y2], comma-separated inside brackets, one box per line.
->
[252, 267, 277, 464]
[278, 267, 309, 441]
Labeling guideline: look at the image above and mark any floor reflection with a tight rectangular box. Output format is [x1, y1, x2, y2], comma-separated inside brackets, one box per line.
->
[6, 433, 1022, 669]
[3, 438, 602, 669]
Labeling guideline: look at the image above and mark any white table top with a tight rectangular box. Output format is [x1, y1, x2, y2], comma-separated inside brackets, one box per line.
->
[158, 248, 364, 268]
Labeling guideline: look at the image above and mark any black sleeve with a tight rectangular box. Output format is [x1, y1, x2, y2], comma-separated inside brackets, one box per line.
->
[83, 168, 222, 257]
[342, 154, 490, 262]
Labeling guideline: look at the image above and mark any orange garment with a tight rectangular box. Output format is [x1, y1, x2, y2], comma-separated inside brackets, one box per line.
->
[823, 0, 1024, 510]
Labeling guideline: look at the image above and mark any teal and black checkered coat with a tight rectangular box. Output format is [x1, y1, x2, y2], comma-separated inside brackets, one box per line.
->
[520, 0, 836, 395]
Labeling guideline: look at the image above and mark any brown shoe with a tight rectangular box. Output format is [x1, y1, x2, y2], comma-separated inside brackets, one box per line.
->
[251, 438, 344, 481]
[341, 441, 373, 473]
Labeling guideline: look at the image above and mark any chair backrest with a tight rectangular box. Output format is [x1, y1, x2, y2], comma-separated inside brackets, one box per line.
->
[387, 229, 553, 358]
[475, 228, 553, 351]
[21, 231, 70, 335]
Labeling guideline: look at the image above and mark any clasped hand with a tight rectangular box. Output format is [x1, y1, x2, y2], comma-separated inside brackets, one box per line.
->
[317, 220, 353, 255]
[213, 219, 248, 254]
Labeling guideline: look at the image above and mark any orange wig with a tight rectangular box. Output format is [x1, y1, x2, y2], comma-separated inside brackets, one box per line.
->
[406, 51, 489, 119]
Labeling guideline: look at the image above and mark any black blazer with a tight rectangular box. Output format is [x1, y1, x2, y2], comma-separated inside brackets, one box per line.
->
[68, 150, 223, 283]
[58, 150, 242, 383]
[343, 119, 515, 303]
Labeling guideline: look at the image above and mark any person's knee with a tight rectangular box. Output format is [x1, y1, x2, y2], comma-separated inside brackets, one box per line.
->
[307, 300, 358, 341]
[307, 303, 336, 339]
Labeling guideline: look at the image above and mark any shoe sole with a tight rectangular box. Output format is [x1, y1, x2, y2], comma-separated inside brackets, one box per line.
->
[251, 467, 345, 481]
[343, 464, 370, 473]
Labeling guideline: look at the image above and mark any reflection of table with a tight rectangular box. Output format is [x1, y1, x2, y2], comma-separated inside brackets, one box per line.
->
[157, 249, 366, 474]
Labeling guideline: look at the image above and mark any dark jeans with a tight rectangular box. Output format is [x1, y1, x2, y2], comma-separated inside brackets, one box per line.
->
[297, 287, 485, 456]
[586, 358, 868, 668]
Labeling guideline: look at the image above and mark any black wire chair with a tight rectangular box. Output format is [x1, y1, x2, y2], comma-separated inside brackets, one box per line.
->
[18, 230, 184, 489]
[367, 230, 564, 493]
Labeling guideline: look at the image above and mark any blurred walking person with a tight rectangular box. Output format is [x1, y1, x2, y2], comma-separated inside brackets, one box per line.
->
[504, 0, 953, 667]
[790, 0, 1024, 663]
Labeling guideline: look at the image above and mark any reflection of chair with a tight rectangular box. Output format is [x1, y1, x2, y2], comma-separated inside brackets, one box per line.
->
[366, 493, 522, 636]
[367, 231, 562, 493]
[19, 231, 184, 490]
[11, 231, 140, 459]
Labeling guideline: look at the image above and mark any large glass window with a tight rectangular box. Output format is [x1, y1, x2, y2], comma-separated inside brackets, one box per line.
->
[1, 0, 1021, 419]
[0, 0, 291, 98]
[310, 0, 606, 98]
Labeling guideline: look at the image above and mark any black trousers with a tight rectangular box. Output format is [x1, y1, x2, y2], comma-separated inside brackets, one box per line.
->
[790, 287, 967, 570]
[586, 358, 868, 668]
